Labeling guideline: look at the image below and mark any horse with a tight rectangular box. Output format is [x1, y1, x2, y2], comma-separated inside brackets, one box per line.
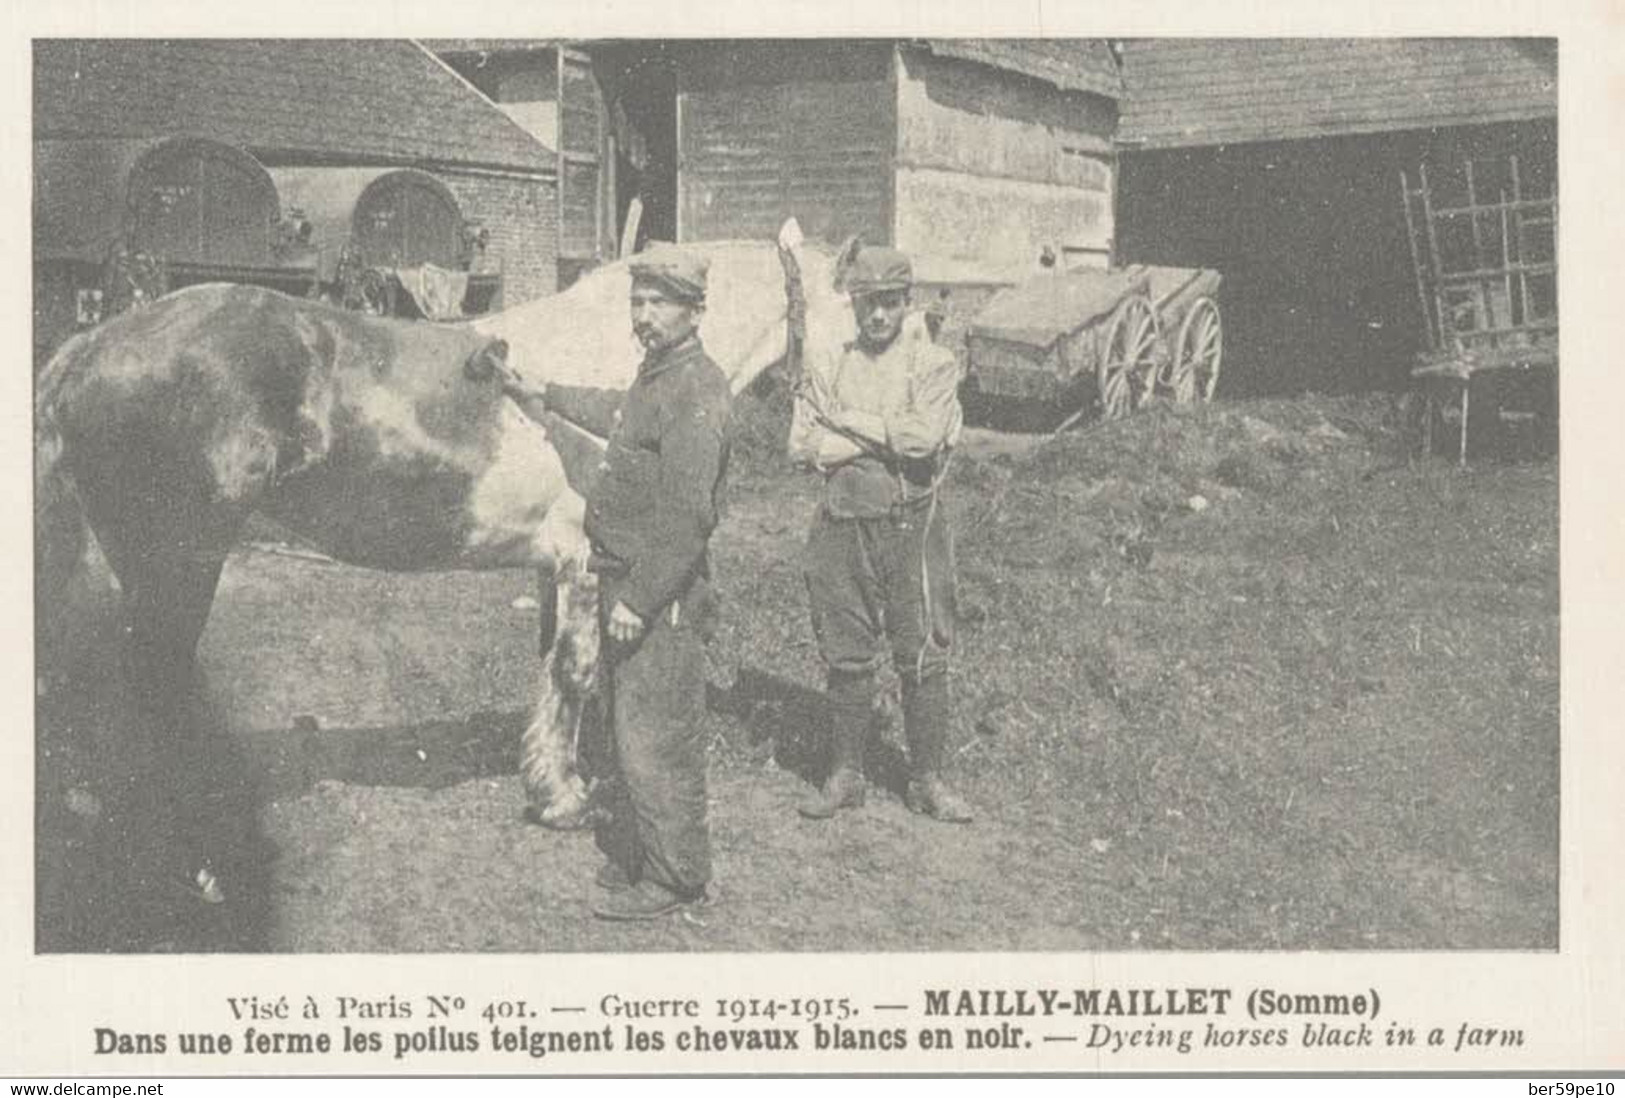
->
[34, 220, 858, 894]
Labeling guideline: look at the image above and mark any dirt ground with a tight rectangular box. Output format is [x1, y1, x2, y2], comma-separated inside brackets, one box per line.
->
[35, 391, 1559, 953]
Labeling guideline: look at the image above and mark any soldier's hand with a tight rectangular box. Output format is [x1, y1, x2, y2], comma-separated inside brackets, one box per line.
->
[501, 379, 552, 423]
[497, 372, 534, 400]
[816, 431, 864, 468]
[608, 600, 646, 644]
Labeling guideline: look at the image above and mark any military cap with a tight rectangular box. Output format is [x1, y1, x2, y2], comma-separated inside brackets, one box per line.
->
[846, 246, 913, 294]
[629, 244, 709, 304]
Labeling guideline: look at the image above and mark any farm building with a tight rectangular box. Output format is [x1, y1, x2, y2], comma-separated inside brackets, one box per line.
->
[35, 38, 1555, 403]
[1113, 38, 1557, 396]
[430, 38, 1122, 299]
[32, 39, 560, 365]
[427, 40, 620, 291]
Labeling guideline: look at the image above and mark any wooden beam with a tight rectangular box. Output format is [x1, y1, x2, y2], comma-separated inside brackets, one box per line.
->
[887, 43, 900, 247]
[594, 63, 605, 261]
[1463, 159, 1485, 274]
[1433, 263, 1557, 282]
[674, 80, 685, 243]
[1509, 154, 1532, 325]
[1417, 163, 1453, 347]
[1426, 197, 1557, 218]
[556, 46, 566, 284]
[1399, 168, 1437, 349]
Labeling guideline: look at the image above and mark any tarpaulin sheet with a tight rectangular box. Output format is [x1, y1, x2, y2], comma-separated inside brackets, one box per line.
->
[394, 264, 470, 321]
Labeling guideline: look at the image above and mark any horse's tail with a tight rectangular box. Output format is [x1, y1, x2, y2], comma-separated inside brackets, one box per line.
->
[34, 338, 97, 636]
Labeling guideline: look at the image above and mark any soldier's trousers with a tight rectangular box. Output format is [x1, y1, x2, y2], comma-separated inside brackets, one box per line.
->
[804, 498, 957, 776]
[593, 578, 712, 898]
[805, 499, 956, 678]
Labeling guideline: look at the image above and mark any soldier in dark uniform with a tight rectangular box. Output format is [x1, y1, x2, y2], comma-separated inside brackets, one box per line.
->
[516, 246, 732, 920]
[789, 246, 974, 824]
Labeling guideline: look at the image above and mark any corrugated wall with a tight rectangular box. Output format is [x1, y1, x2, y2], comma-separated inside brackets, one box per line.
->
[678, 42, 892, 246]
[893, 48, 1117, 275]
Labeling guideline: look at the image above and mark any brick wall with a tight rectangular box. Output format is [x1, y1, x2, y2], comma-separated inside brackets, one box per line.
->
[440, 170, 558, 307]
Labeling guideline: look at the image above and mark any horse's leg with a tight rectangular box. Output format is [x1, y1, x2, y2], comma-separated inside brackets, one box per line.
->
[70, 531, 236, 918]
[536, 563, 559, 659]
[80, 476, 246, 908]
[519, 498, 600, 829]
[520, 563, 601, 829]
[76, 479, 234, 711]
[120, 553, 228, 716]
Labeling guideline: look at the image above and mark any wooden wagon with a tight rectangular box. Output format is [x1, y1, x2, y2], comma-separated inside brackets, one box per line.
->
[963, 263, 1223, 420]
[1400, 152, 1558, 463]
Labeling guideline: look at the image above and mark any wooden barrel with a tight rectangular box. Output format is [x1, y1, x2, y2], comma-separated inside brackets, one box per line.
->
[125, 136, 283, 269]
[351, 169, 467, 271]
[33, 136, 312, 365]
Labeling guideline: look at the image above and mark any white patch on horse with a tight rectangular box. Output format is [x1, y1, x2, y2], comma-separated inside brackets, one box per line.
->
[346, 380, 464, 464]
[463, 402, 571, 564]
[204, 421, 280, 500]
[290, 310, 337, 475]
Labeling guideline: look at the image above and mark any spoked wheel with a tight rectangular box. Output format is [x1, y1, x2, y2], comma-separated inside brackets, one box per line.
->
[1167, 296, 1223, 403]
[1097, 294, 1160, 419]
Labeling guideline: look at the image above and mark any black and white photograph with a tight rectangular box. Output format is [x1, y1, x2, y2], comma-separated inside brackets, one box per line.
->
[9, 3, 1624, 1078]
[29, 31, 1562, 951]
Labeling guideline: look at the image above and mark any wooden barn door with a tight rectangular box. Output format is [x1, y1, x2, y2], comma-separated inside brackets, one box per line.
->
[557, 47, 605, 287]
[127, 139, 278, 268]
[351, 171, 464, 270]
[677, 42, 892, 247]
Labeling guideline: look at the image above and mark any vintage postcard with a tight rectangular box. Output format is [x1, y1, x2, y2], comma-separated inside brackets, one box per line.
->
[5, 0, 1623, 1079]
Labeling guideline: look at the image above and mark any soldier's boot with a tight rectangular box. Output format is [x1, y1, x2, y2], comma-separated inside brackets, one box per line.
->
[592, 879, 699, 921]
[798, 671, 872, 819]
[902, 671, 974, 824]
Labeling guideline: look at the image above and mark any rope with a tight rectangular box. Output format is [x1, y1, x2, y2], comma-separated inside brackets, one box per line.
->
[912, 448, 952, 684]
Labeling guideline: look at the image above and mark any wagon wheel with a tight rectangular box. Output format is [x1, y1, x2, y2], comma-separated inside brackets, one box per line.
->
[1097, 294, 1160, 418]
[1167, 296, 1223, 403]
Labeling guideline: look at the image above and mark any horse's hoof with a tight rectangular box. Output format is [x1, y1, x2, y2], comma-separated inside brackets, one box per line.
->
[170, 866, 226, 905]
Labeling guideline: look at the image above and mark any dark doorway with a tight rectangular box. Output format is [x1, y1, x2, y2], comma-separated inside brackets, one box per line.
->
[596, 45, 680, 252]
[1116, 120, 1556, 398]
